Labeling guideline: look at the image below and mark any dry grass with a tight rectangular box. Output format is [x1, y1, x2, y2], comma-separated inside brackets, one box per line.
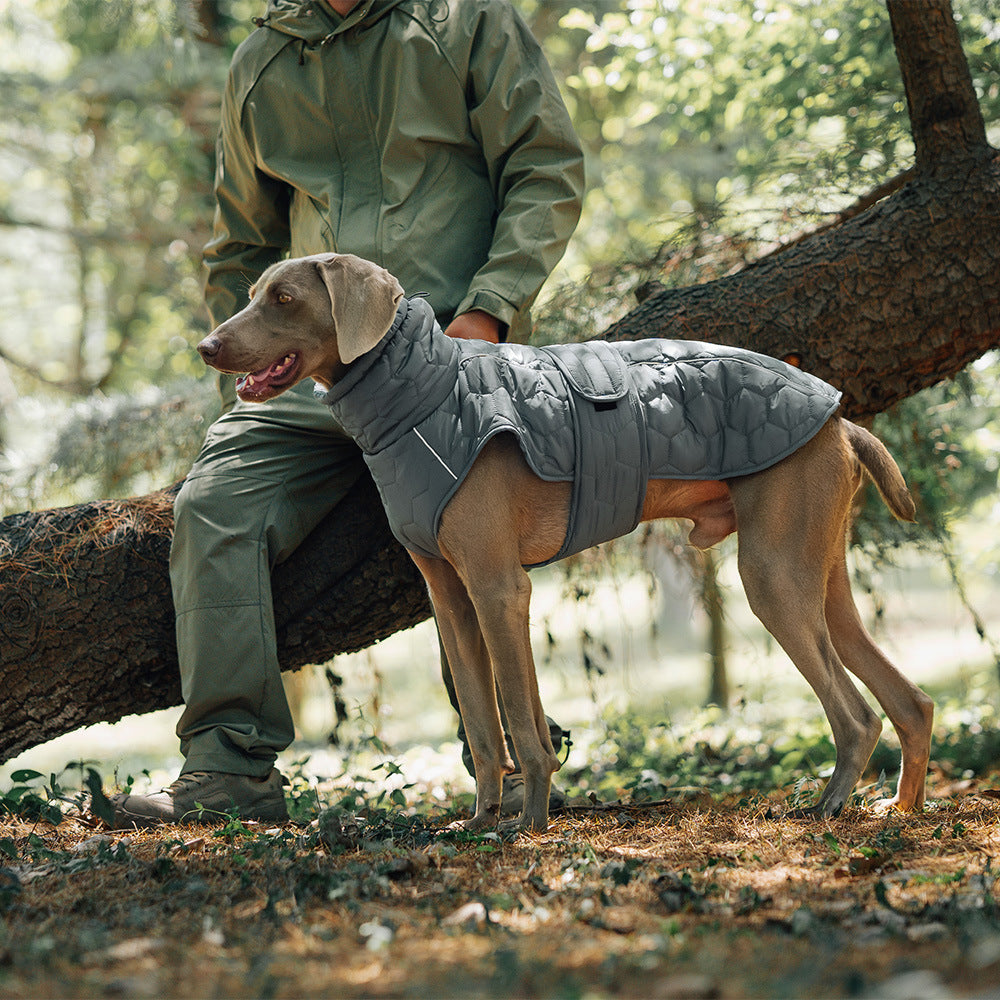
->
[2, 773, 1000, 999]
[0, 492, 176, 598]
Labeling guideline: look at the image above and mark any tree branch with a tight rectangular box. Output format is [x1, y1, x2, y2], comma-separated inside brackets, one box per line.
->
[887, 0, 989, 167]
[766, 168, 916, 259]
[0, 345, 83, 394]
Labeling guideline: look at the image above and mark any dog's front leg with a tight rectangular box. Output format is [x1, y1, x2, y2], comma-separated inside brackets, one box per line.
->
[432, 438, 563, 832]
[460, 560, 559, 832]
[409, 552, 512, 830]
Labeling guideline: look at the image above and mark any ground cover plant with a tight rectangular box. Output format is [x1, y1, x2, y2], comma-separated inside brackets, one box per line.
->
[3, 708, 1000, 999]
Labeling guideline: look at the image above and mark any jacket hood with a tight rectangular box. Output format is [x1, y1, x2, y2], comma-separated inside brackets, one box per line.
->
[256, 0, 405, 44]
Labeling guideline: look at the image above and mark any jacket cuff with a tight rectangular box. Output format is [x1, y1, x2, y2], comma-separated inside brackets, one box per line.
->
[456, 289, 517, 337]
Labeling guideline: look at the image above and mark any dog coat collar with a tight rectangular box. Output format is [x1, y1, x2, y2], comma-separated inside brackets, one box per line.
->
[317, 297, 843, 565]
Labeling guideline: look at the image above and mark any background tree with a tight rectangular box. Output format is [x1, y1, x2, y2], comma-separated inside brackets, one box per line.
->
[0, 0, 998, 763]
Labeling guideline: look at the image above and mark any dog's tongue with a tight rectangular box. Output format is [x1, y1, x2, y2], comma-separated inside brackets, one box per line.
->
[236, 353, 298, 399]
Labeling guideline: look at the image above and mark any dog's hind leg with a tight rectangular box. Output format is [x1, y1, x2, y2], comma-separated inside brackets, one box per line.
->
[825, 549, 933, 811]
[737, 540, 882, 816]
[409, 552, 513, 831]
[730, 434, 883, 817]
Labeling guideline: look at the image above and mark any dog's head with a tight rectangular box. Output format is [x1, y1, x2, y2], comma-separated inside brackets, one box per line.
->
[197, 253, 404, 403]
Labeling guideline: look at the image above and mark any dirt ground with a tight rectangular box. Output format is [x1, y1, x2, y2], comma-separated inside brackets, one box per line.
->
[2, 772, 1000, 1000]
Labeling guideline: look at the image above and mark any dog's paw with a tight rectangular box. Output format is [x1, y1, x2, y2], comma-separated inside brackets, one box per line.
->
[496, 816, 545, 836]
[869, 793, 923, 815]
[783, 800, 845, 821]
[448, 809, 500, 834]
[496, 809, 550, 835]
[869, 797, 902, 816]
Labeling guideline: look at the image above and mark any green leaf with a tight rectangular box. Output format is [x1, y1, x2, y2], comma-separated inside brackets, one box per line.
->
[822, 831, 841, 857]
[9, 769, 43, 784]
[84, 768, 116, 827]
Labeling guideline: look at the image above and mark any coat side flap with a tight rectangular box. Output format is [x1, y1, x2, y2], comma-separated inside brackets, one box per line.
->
[541, 341, 629, 402]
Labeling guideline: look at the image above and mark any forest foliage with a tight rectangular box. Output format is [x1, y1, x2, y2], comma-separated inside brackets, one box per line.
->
[1, 0, 998, 514]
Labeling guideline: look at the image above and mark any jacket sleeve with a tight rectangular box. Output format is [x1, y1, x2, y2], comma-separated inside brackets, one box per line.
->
[202, 64, 292, 333]
[455, 2, 585, 335]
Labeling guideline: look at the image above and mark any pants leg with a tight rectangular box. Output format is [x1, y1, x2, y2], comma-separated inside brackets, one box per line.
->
[170, 382, 366, 776]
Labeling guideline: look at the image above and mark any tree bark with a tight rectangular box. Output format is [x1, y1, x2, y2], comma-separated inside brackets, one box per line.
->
[1, 0, 997, 763]
[603, 151, 999, 420]
[0, 478, 430, 764]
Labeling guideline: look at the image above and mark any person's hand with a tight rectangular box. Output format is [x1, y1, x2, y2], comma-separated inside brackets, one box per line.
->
[443, 309, 502, 344]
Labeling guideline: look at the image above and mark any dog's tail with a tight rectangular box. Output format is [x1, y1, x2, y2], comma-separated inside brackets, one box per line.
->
[844, 420, 917, 522]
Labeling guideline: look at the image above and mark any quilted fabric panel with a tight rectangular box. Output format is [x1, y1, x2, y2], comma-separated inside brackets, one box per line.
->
[321, 300, 842, 564]
[619, 339, 842, 479]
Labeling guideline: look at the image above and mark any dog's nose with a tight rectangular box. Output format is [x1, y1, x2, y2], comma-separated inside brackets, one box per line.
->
[197, 336, 221, 362]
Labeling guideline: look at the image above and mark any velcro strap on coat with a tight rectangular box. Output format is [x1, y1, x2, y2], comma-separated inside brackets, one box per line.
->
[539, 342, 647, 562]
[541, 341, 629, 403]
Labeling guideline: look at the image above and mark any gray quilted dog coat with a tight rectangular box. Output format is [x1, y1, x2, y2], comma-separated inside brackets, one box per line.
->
[317, 297, 842, 565]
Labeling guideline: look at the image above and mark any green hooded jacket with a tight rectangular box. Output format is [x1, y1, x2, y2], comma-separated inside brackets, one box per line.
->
[204, 0, 585, 405]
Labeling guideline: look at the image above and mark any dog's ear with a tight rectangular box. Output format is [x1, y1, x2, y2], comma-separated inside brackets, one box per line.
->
[315, 254, 404, 364]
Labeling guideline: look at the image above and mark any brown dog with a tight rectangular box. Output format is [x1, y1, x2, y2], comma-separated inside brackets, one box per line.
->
[198, 252, 934, 832]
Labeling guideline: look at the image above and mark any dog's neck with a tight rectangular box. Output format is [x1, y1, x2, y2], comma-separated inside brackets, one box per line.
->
[315, 296, 459, 452]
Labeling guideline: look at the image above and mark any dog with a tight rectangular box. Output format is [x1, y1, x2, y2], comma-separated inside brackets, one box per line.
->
[197, 252, 934, 832]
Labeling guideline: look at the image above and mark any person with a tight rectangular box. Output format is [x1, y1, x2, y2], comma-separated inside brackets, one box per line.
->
[109, 0, 585, 827]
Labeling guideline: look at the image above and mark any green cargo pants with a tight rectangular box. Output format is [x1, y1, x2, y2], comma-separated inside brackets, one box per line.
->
[171, 379, 567, 778]
[170, 381, 364, 775]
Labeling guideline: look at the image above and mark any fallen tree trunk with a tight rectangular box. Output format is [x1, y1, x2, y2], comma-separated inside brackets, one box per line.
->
[1, 0, 998, 763]
[0, 477, 430, 763]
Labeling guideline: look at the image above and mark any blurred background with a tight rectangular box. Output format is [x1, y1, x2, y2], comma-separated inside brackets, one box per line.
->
[2, 0, 999, 806]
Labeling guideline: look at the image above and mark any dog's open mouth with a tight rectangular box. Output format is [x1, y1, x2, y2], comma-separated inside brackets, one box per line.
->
[236, 353, 301, 402]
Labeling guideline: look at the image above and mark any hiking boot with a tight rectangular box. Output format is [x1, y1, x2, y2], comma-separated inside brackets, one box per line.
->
[107, 769, 288, 829]
[500, 773, 567, 818]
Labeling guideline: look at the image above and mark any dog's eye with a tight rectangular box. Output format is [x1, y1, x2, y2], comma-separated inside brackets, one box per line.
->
[276, 293, 293, 305]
